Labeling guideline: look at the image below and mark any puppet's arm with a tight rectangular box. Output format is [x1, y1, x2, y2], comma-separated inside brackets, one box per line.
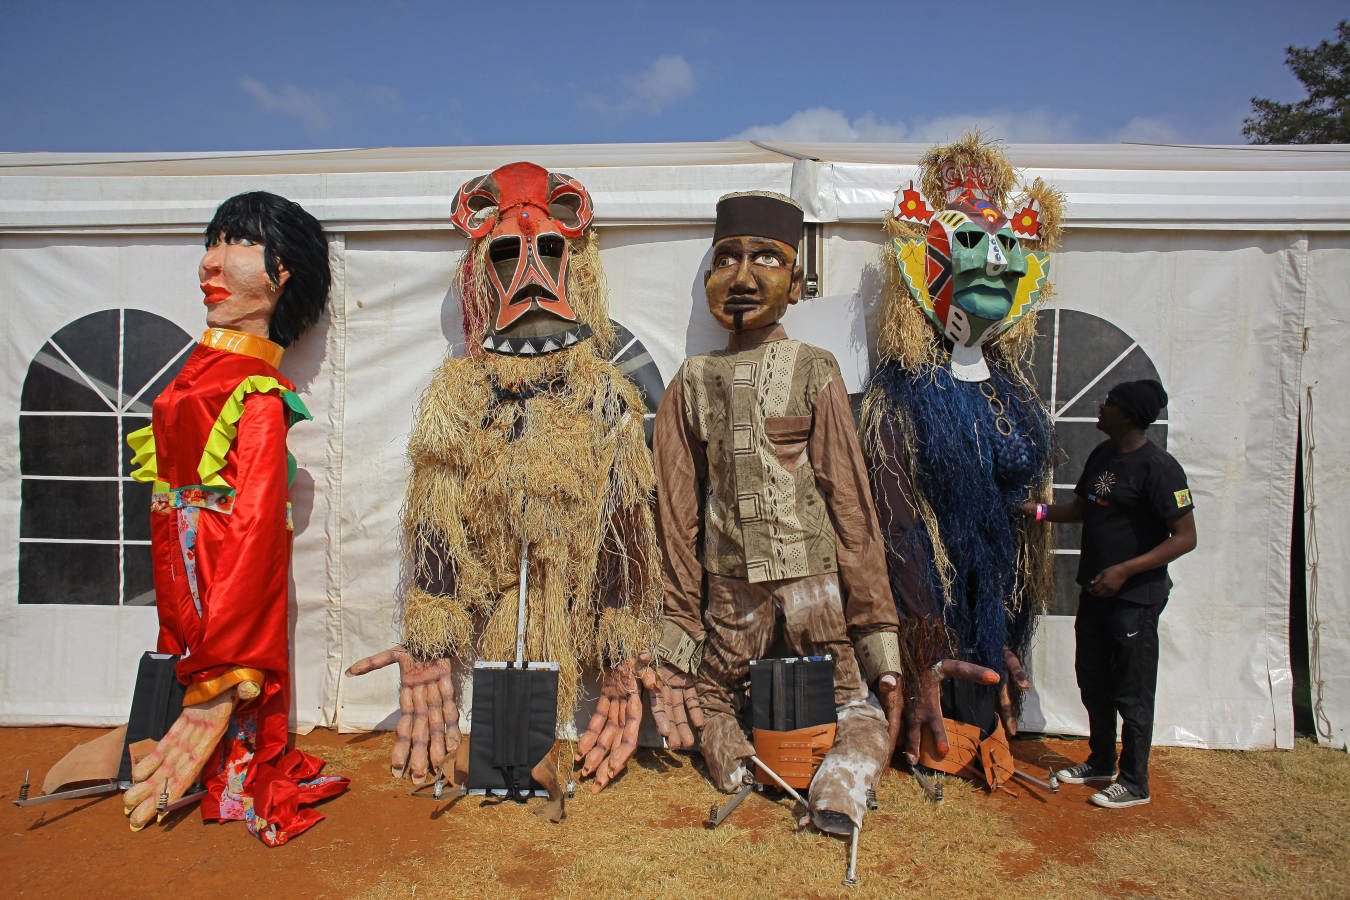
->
[645, 376, 708, 750]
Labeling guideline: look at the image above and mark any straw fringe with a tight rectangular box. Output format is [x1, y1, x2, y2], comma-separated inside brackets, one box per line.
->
[400, 345, 660, 728]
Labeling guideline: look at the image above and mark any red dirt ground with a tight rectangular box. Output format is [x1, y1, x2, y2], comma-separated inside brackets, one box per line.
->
[0, 726, 1205, 898]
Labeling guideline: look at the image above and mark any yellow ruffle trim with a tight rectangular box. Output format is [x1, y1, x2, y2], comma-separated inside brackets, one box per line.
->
[196, 376, 312, 490]
[126, 423, 159, 484]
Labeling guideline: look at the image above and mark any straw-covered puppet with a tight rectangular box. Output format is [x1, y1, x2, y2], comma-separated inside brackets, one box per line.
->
[650, 191, 899, 835]
[347, 162, 661, 799]
[122, 191, 348, 842]
[862, 134, 1063, 790]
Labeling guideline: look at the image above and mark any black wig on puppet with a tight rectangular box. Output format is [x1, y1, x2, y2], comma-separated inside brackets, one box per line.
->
[862, 133, 1063, 716]
[205, 191, 331, 347]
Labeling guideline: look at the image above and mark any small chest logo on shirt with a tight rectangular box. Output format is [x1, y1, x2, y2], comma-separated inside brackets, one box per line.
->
[1089, 471, 1116, 505]
[1174, 488, 1192, 509]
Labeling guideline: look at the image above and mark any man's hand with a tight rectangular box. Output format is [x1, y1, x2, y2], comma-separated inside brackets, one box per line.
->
[899, 659, 999, 764]
[345, 648, 460, 784]
[122, 690, 235, 831]
[1089, 564, 1130, 597]
[639, 655, 704, 751]
[997, 647, 1031, 737]
[576, 661, 643, 792]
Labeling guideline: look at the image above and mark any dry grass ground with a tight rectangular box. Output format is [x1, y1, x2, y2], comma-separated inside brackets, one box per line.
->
[3, 727, 1346, 899]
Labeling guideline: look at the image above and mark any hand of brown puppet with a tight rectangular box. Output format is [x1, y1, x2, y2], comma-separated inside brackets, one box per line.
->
[576, 660, 643, 792]
[638, 654, 704, 751]
[345, 647, 460, 784]
[877, 672, 902, 759]
[899, 659, 1000, 764]
[122, 690, 235, 831]
[997, 647, 1032, 737]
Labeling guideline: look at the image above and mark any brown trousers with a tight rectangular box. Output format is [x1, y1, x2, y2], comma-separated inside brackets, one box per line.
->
[698, 572, 888, 832]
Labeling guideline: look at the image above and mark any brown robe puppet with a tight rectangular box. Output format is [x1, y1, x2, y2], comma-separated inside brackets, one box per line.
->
[649, 192, 899, 834]
[347, 162, 661, 800]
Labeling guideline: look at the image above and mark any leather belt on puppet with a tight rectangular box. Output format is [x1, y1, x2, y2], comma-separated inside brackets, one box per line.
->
[912, 671, 1057, 798]
[14, 653, 209, 815]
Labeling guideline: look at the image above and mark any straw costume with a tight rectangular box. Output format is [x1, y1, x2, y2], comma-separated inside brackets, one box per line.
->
[653, 192, 899, 834]
[354, 163, 660, 796]
[862, 136, 1062, 789]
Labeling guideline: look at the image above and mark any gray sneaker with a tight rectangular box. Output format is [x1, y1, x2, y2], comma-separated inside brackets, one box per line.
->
[1090, 781, 1150, 809]
[1054, 762, 1115, 785]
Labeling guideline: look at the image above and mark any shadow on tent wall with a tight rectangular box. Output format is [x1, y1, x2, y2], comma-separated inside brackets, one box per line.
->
[1292, 421, 1314, 736]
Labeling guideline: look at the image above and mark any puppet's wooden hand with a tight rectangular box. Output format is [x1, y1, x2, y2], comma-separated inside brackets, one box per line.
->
[346, 648, 460, 784]
[576, 660, 642, 792]
[640, 655, 704, 751]
[122, 690, 235, 831]
[877, 673, 902, 759]
[997, 647, 1032, 737]
[899, 659, 1000, 764]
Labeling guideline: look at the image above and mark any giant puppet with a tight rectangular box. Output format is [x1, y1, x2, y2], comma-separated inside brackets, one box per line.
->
[121, 191, 348, 842]
[347, 162, 661, 799]
[862, 135, 1062, 790]
[650, 191, 899, 836]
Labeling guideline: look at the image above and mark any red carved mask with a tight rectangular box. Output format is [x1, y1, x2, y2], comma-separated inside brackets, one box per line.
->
[450, 162, 594, 344]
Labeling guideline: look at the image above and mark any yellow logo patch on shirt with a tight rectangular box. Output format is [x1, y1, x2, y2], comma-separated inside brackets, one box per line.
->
[1174, 488, 1192, 509]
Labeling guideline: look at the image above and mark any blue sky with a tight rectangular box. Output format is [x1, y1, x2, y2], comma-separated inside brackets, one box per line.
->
[2, 0, 1344, 151]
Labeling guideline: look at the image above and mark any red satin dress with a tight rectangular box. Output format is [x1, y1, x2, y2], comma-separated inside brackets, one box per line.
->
[130, 327, 346, 846]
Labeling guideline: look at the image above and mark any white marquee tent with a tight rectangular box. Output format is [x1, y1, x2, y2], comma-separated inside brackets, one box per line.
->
[1, 141, 1346, 751]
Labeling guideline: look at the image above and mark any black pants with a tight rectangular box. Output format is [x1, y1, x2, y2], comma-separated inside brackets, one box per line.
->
[1074, 590, 1166, 795]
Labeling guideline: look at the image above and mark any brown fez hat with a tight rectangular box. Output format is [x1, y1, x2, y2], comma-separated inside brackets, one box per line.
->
[713, 191, 804, 247]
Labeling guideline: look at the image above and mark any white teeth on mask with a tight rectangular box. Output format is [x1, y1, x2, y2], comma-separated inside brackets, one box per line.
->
[483, 323, 593, 357]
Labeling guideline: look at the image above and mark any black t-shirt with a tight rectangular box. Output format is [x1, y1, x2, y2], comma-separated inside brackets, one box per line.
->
[1075, 439, 1194, 604]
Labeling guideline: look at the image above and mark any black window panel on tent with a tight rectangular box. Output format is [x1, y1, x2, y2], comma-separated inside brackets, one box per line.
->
[20, 416, 120, 477]
[20, 343, 116, 412]
[19, 543, 119, 605]
[1029, 310, 1167, 617]
[18, 309, 193, 606]
[122, 481, 154, 542]
[21, 480, 119, 541]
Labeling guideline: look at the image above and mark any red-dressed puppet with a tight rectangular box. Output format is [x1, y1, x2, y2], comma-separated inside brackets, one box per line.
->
[122, 192, 347, 843]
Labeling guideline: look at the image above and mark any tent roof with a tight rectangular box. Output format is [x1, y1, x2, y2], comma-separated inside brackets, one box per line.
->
[3, 141, 1348, 233]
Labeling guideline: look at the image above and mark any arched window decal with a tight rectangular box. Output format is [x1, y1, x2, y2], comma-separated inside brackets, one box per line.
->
[1031, 309, 1168, 616]
[19, 309, 195, 605]
[607, 319, 664, 447]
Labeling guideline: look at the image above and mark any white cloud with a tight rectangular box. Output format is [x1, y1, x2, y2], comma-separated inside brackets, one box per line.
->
[728, 107, 909, 142]
[581, 54, 697, 117]
[630, 55, 696, 112]
[1108, 115, 1186, 144]
[727, 107, 1086, 144]
[237, 76, 334, 134]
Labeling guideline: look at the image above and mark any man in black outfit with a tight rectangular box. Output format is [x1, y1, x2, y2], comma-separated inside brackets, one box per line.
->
[1020, 379, 1197, 808]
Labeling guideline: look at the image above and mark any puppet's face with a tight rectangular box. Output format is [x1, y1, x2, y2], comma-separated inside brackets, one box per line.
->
[704, 235, 802, 333]
[199, 238, 287, 336]
[936, 199, 1028, 347]
[450, 161, 593, 340]
[892, 181, 1048, 378]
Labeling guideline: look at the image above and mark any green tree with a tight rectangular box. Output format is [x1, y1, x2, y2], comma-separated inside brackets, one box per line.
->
[1244, 21, 1350, 144]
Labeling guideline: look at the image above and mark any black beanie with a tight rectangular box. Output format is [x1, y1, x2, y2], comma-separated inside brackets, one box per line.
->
[1107, 379, 1168, 428]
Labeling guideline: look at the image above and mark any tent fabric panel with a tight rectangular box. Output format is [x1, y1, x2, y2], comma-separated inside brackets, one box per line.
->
[0, 163, 796, 232]
[1302, 233, 1350, 750]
